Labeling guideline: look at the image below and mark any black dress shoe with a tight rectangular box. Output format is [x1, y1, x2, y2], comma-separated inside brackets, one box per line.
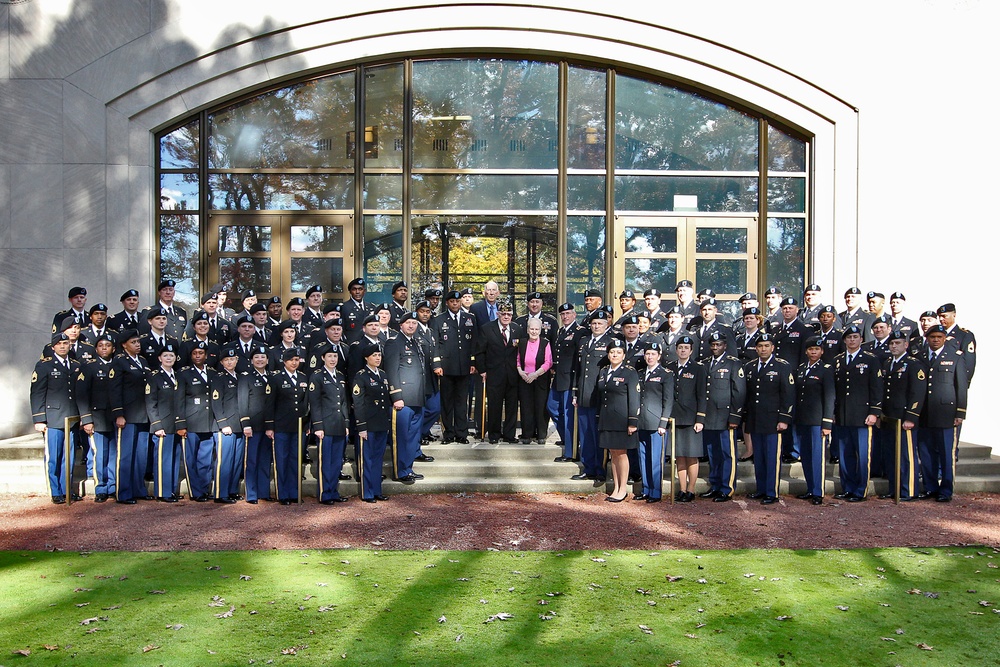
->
[70, 493, 83, 501]
[747, 492, 764, 500]
[713, 495, 732, 503]
[158, 496, 178, 503]
[595, 476, 607, 484]
[374, 495, 389, 501]
[415, 454, 435, 462]
[646, 497, 661, 503]
[633, 493, 649, 501]
[214, 498, 236, 504]
[503, 438, 518, 444]
[570, 473, 590, 481]
[847, 495, 866, 503]
[899, 496, 916, 502]
[410, 472, 425, 480]
[441, 438, 454, 445]
[279, 499, 292, 505]
[811, 496, 824, 505]
[796, 492, 814, 500]
[246, 499, 258, 504]
[94, 493, 108, 503]
[488, 438, 499, 444]
[833, 492, 848, 500]
[536, 439, 547, 445]
[116, 498, 136, 505]
[555, 440, 564, 448]
[738, 455, 753, 462]
[699, 489, 720, 499]
[339, 473, 352, 481]
[229, 494, 244, 500]
[455, 438, 470, 444]
[554, 456, 573, 463]
[877, 493, 894, 500]
[781, 455, 800, 464]
[677, 492, 693, 503]
[936, 495, 952, 502]
[519, 438, 531, 444]
[194, 495, 210, 502]
[829, 456, 840, 464]
[51, 495, 66, 505]
[320, 497, 349, 505]
[606, 495, 628, 503]
[362, 498, 377, 503]
[761, 496, 779, 505]
[395, 474, 417, 483]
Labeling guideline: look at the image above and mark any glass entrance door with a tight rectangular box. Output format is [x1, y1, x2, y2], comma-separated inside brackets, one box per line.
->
[206, 212, 355, 305]
[612, 216, 758, 320]
[410, 214, 558, 308]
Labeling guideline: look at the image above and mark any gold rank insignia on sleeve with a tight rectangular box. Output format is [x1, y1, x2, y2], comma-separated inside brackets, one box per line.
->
[265, 385, 271, 394]
[31, 371, 38, 383]
[917, 369, 925, 380]
[212, 390, 220, 400]
[309, 383, 315, 391]
[877, 370, 883, 377]
[109, 369, 115, 378]
[78, 373, 85, 381]
[353, 385, 361, 396]
[968, 342, 975, 353]
[145, 384, 151, 394]
[738, 367, 745, 378]
[789, 375, 795, 384]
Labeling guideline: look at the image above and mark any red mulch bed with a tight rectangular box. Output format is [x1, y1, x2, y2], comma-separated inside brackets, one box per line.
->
[1, 491, 997, 552]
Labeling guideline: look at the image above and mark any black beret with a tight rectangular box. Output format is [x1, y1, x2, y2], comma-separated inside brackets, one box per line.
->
[89, 303, 108, 314]
[528, 291, 544, 301]
[157, 279, 176, 290]
[819, 305, 836, 314]
[348, 278, 366, 289]
[936, 303, 956, 314]
[305, 285, 322, 297]
[804, 336, 823, 348]
[887, 330, 908, 341]
[281, 347, 300, 361]
[708, 331, 726, 343]
[804, 284, 822, 293]
[446, 290, 462, 301]
[780, 297, 798, 307]
[740, 292, 757, 301]
[242, 289, 256, 300]
[890, 292, 906, 301]
[392, 281, 407, 293]
[866, 291, 885, 300]
[844, 287, 862, 297]
[675, 334, 695, 346]
[925, 324, 947, 336]
[742, 307, 761, 316]
[764, 286, 782, 296]
[557, 302, 575, 313]
[643, 288, 661, 298]
[200, 292, 217, 304]
[51, 332, 69, 344]
[606, 339, 625, 351]
[235, 315, 252, 326]
[146, 307, 168, 321]
[324, 317, 343, 329]
[160, 343, 178, 356]
[362, 314, 379, 326]
[424, 288, 443, 298]
[116, 329, 139, 345]
[120, 289, 139, 301]
[584, 289, 603, 298]
[843, 325, 863, 336]
[675, 280, 693, 289]
[190, 310, 209, 322]
[249, 303, 267, 314]
[700, 298, 718, 309]
[286, 297, 305, 309]
[399, 311, 419, 324]
[362, 342, 382, 358]
[68, 286, 87, 298]
[756, 332, 774, 343]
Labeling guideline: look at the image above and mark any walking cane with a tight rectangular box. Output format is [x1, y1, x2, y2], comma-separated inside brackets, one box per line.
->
[64, 416, 79, 506]
[669, 418, 677, 505]
[179, 434, 194, 499]
[894, 419, 902, 506]
[480, 378, 488, 441]
[297, 417, 304, 505]
[572, 404, 579, 460]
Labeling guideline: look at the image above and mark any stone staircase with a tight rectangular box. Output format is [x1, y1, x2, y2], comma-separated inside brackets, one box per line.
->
[3, 431, 999, 499]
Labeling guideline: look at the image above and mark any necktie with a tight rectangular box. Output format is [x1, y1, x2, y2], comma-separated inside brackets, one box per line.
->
[489, 304, 496, 321]
[502, 326, 508, 343]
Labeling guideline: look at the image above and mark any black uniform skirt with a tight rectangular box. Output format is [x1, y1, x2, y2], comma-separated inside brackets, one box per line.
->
[599, 430, 638, 450]
[672, 425, 704, 457]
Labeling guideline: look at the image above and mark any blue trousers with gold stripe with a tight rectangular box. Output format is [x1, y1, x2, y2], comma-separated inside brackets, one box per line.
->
[750, 432, 781, 499]
[43, 426, 73, 499]
[214, 432, 243, 499]
[272, 431, 302, 501]
[153, 434, 181, 498]
[548, 390, 574, 458]
[244, 432, 273, 501]
[184, 432, 215, 499]
[795, 424, 826, 498]
[358, 431, 388, 499]
[116, 423, 148, 501]
[88, 431, 115, 496]
[318, 434, 347, 501]
[393, 406, 423, 479]
[637, 429, 663, 499]
[703, 428, 738, 497]
[879, 422, 917, 499]
[835, 425, 872, 498]
[918, 427, 957, 499]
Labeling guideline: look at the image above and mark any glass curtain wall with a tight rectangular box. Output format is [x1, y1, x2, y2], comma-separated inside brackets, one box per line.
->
[156, 57, 809, 313]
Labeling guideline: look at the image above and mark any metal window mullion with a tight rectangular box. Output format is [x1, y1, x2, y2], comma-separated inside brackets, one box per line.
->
[605, 68, 616, 303]
[757, 117, 768, 295]
[402, 59, 413, 292]
[354, 66, 365, 278]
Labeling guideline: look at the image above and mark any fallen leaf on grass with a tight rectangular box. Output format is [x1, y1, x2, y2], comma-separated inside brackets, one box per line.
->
[636, 588, 651, 595]
[924, 592, 939, 599]
[695, 623, 706, 628]
[12, 648, 31, 656]
[880, 637, 896, 642]
[80, 617, 102, 625]
[148, 590, 166, 595]
[142, 645, 159, 653]
[206, 565, 220, 571]
[73, 587, 93, 592]
[539, 611, 557, 621]
[916, 643, 934, 651]
[979, 600, 993, 607]
[438, 616, 447, 623]
[638, 625, 653, 635]
[166, 624, 184, 630]
[102, 605, 121, 610]
[214, 605, 235, 619]
[455, 634, 463, 642]
[318, 605, 336, 612]
[775, 615, 792, 621]
[43, 645, 58, 651]
[836, 605, 850, 611]
[484, 612, 513, 623]
[907, 588, 922, 595]
[685, 633, 698, 638]
[895, 628, 905, 635]
[75, 602, 90, 607]
[591, 558, 606, 563]
[240, 575, 252, 581]
[665, 575, 683, 582]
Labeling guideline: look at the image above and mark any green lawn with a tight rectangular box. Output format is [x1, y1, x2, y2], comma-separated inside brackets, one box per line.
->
[2, 547, 998, 666]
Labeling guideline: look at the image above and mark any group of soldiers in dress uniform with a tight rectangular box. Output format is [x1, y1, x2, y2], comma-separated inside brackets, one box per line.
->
[30, 277, 973, 507]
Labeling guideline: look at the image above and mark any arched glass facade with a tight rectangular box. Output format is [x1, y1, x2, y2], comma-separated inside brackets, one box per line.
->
[156, 57, 808, 315]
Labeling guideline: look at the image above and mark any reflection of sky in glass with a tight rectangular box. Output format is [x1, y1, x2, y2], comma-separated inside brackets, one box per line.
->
[160, 174, 199, 211]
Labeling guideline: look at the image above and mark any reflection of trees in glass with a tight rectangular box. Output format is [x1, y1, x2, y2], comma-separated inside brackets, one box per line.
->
[625, 258, 676, 294]
[290, 258, 344, 293]
[767, 177, 806, 213]
[567, 66, 606, 169]
[209, 174, 354, 210]
[696, 259, 747, 294]
[365, 64, 404, 170]
[411, 174, 556, 211]
[219, 258, 271, 294]
[615, 176, 758, 212]
[412, 59, 559, 170]
[291, 226, 343, 252]
[566, 216, 606, 295]
[218, 225, 270, 252]
[615, 76, 758, 171]
[363, 215, 403, 293]
[766, 217, 805, 296]
[159, 120, 199, 169]
[410, 216, 556, 298]
[209, 74, 355, 169]
[767, 126, 807, 172]
[159, 214, 200, 311]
